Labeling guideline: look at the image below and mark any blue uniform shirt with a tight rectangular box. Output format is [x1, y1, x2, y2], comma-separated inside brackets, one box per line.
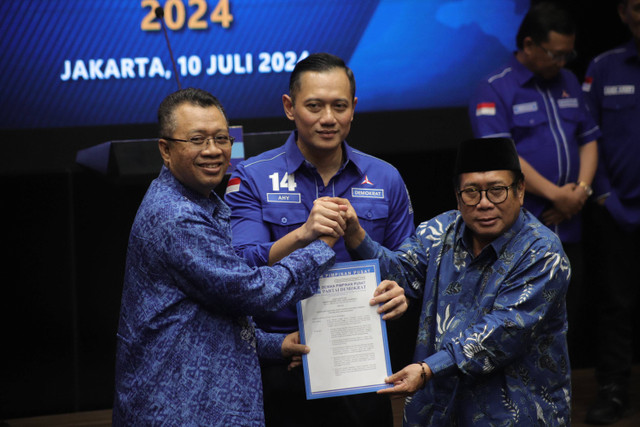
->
[225, 131, 415, 332]
[469, 56, 601, 242]
[583, 40, 640, 232]
[352, 209, 571, 426]
[113, 167, 336, 426]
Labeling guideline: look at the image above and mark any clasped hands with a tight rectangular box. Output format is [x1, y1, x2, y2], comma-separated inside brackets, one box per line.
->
[299, 196, 364, 248]
[302, 197, 405, 321]
[281, 197, 408, 368]
[542, 182, 589, 226]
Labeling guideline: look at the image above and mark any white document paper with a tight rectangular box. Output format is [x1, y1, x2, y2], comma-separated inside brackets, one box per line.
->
[296, 260, 392, 399]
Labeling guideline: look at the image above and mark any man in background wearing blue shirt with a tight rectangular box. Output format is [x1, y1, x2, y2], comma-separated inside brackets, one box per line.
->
[468, 1, 600, 369]
[225, 53, 415, 426]
[343, 137, 572, 426]
[582, 0, 640, 423]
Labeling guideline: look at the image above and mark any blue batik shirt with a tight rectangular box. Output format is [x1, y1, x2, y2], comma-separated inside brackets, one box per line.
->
[352, 209, 571, 426]
[113, 166, 335, 426]
[225, 131, 414, 333]
[583, 39, 640, 232]
[470, 56, 601, 242]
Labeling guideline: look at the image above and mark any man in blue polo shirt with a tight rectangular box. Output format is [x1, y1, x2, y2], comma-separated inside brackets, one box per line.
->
[225, 53, 415, 426]
[581, 0, 640, 424]
[468, 1, 600, 368]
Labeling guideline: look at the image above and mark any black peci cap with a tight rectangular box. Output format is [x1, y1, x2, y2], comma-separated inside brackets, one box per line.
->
[454, 137, 521, 175]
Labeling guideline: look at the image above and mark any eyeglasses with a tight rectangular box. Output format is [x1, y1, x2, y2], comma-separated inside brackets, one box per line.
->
[538, 44, 577, 63]
[458, 183, 516, 206]
[162, 135, 235, 148]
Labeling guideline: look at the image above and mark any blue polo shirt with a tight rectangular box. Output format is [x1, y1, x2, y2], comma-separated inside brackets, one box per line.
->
[225, 131, 415, 332]
[583, 40, 640, 232]
[469, 56, 601, 243]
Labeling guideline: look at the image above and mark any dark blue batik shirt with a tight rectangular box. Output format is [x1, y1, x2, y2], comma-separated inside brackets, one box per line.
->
[113, 166, 335, 426]
[353, 209, 571, 426]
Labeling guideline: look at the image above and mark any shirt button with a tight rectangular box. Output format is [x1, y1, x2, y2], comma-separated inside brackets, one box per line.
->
[367, 212, 373, 218]
[281, 217, 288, 224]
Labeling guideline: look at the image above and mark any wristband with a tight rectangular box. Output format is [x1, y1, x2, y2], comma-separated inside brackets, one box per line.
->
[418, 361, 428, 389]
[577, 181, 593, 197]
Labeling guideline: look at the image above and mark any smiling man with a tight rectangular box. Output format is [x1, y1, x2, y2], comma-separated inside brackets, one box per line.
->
[225, 53, 415, 426]
[343, 137, 572, 426]
[113, 88, 345, 426]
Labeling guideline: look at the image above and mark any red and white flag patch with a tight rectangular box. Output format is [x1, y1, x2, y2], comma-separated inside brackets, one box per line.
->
[476, 102, 496, 116]
[225, 177, 241, 194]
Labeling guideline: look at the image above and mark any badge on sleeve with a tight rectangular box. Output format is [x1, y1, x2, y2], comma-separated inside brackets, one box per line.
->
[476, 102, 496, 116]
[225, 177, 241, 194]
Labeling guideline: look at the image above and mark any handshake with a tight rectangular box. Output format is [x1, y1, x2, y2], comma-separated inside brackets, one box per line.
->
[278, 196, 408, 370]
[298, 196, 366, 249]
[268, 197, 365, 267]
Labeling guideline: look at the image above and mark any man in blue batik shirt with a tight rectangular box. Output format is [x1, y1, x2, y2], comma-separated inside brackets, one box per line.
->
[225, 53, 415, 426]
[582, 0, 640, 424]
[113, 88, 351, 426]
[343, 138, 572, 426]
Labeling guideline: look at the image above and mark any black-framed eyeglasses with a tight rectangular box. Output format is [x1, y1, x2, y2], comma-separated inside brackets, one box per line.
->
[162, 135, 235, 148]
[537, 44, 577, 63]
[458, 183, 517, 206]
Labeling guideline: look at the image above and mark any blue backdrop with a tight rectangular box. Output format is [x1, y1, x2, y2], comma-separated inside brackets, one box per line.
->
[0, 0, 527, 129]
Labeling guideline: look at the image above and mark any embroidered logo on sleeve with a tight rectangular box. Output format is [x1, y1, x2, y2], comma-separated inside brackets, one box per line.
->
[582, 76, 593, 92]
[475, 102, 496, 116]
[225, 177, 241, 194]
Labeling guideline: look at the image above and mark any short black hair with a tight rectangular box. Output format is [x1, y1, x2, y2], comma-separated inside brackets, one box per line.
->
[288, 53, 356, 103]
[157, 88, 228, 138]
[516, 1, 576, 50]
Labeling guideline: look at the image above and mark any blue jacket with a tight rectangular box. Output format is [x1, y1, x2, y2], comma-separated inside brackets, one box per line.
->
[583, 40, 640, 232]
[225, 131, 415, 333]
[470, 56, 601, 242]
